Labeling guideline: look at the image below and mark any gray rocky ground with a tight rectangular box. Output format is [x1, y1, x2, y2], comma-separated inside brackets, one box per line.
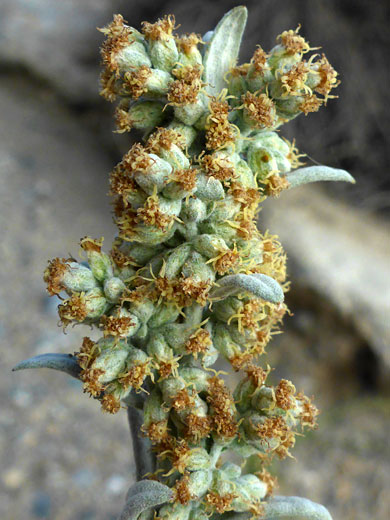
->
[0, 1, 389, 519]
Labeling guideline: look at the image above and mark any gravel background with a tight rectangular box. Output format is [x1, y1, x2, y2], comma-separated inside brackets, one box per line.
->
[1, 1, 389, 519]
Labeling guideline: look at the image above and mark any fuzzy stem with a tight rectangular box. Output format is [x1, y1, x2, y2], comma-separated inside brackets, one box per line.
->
[127, 406, 156, 481]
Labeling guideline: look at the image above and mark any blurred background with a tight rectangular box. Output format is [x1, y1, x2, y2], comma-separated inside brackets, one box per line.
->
[0, 0, 389, 518]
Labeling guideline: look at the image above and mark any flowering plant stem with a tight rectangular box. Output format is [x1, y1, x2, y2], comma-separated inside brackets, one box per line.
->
[14, 6, 353, 520]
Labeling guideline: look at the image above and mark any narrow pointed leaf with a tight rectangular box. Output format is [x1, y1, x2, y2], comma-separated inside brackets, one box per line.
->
[203, 6, 248, 96]
[210, 273, 284, 303]
[12, 353, 81, 379]
[263, 496, 333, 519]
[119, 480, 173, 520]
[285, 166, 355, 189]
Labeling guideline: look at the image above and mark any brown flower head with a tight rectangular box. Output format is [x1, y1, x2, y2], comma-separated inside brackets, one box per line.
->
[142, 15, 176, 41]
[242, 92, 275, 129]
[277, 26, 310, 55]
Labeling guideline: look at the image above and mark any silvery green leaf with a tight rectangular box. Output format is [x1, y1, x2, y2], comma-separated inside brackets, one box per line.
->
[285, 166, 355, 189]
[118, 480, 173, 520]
[203, 6, 248, 96]
[12, 353, 81, 379]
[263, 496, 333, 519]
[210, 273, 284, 303]
[202, 30, 214, 44]
[222, 497, 332, 519]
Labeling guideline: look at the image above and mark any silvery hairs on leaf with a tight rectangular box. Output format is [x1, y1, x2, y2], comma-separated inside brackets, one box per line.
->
[223, 496, 332, 519]
[12, 353, 81, 380]
[118, 480, 173, 520]
[203, 6, 248, 96]
[263, 496, 333, 520]
[285, 166, 355, 189]
[210, 273, 284, 303]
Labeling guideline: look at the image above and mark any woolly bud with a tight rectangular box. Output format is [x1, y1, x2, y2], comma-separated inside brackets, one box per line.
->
[268, 27, 310, 70]
[189, 510, 208, 520]
[143, 388, 169, 430]
[147, 333, 172, 361]
[252, 130, 290, 154]
[148, 302, 180, 329]
[174, 97, 207, 126]
[241, 92, 276, 130]
[247, 67, 274, 93]
[157, 503, 191, 520]
[250, 385, 276, 413]
[158, 144, 190, 171]
[142, 15, 179, 71]
[175, 33, 203, 67]
[127, 298, 155, 324]
[234, 378, 257, 413]
[101, 381, 131, 410]
[182, 447, 210, 472]
[174, 394, 209, 440]
[119, 347, 153, 391]
[80, 237, 113, 282]
[212, 297, 242, 323]
[179, 367, 210, 393]
[207, 471, 236, 513]
[167, 121, 197, 149]
[220, 462, 242, 480]
[237, 237, 263, 266]
[58, 288, 108, 325]
[208, 195, 241, 223]
[44, 259, 98, 296]
[200, 326, 219, 367]
[160, 323, 191, 353]
[232, 474, 267, 512]
[103, 276, 126, 303]
[199, 221, 238, 243]
[116, 41, 152, 72]
[122, 242, 164, 265]
[128, 68, 173, 98]
[115, 100, 165, 133]
[164, 244, 192, 279]
[247, 144, 279, 181]
[195, 172, 225, 201]
[91, 340, 130, 384]
[100, 307, 140, 338]
[275, 96, 308, 119]
[213, 324, 242, 361]
[134, 154, 173, 195]
[242, 412, 294, 457]
[228, 65, 249, 104]
[160, 377, 187, 409]
[185, 469, 212, 501]
[192, 234, 229, 259]
[180, 198, 207, 224]
[181, 251, 215, 284]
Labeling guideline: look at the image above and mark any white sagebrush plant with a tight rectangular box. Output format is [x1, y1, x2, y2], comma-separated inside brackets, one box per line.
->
[14, 7, 354, 520]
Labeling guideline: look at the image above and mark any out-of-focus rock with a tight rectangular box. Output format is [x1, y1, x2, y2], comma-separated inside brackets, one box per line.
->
[262, 185, 390, 370]
[0, 74, 115, 346]
[0, 0, 122, 101]
[274, 396, 390, 520]
[0, 75, 123, 520]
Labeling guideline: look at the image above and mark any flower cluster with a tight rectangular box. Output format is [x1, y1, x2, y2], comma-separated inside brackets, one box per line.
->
[41, 11, 342, 519]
